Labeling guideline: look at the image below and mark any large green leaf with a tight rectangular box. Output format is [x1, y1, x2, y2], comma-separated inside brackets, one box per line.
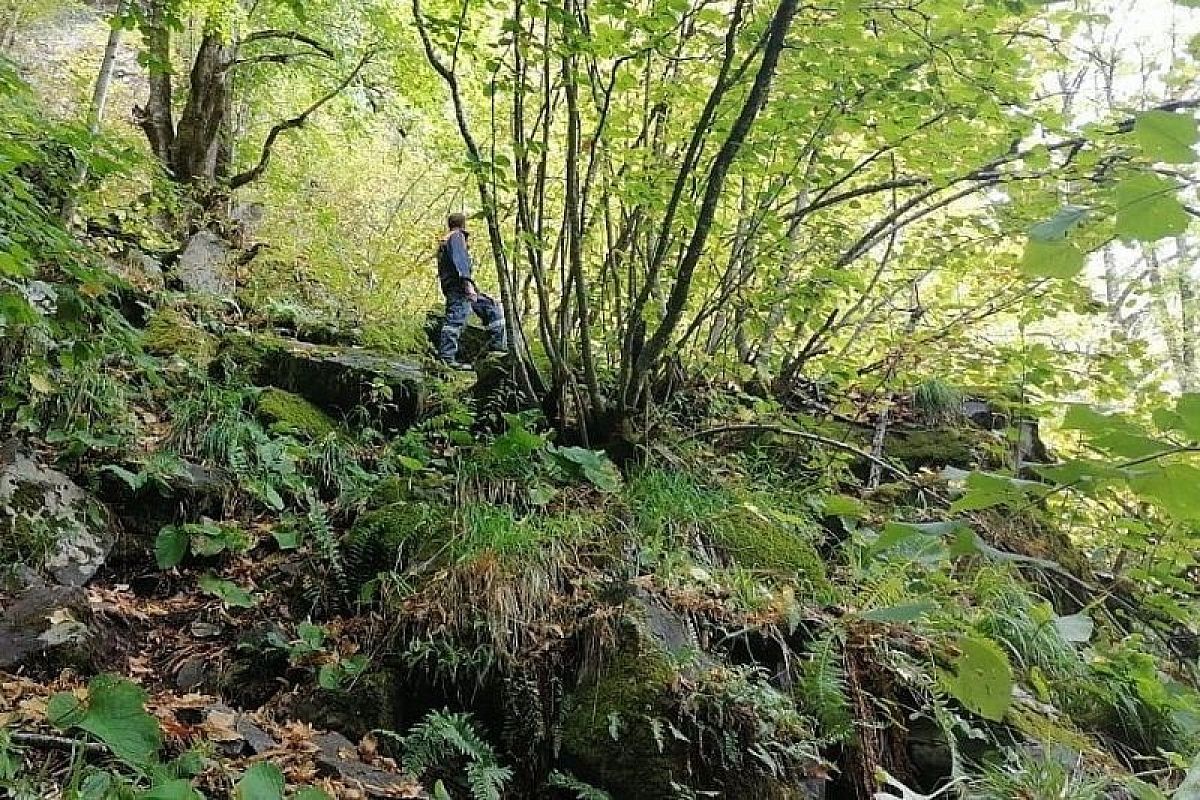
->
[1128, 464, 1200, 521]
[1113, 173, 1190, 242]
[197, 574, 258, 608]
[1020, 238, 1085, 278]
[1133, 110, 1199, 163]
[155, 526, 189, 569]
[237, 763, 285, 800]
[1176, 394, 1200, 440]
[943, 636, 1013, 721]
[48, 676, 161, 766]
[139, 780, 204, 800]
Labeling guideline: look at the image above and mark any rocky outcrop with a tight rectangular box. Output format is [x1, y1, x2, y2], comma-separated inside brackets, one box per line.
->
[216, 332, 425, 430]
[0, 440, 115, 586]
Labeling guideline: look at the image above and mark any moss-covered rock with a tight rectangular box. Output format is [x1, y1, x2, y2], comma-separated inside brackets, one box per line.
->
[561, 624, 683, 799]
[561, 598, 824, 799]
[143, 308, 217, 368]
[710, 504, 830, 591]
[214, 331, 425, 431]
[256, 388, 336, 440]
[885, 428, 976, 470]
[0, 440, 115, 586]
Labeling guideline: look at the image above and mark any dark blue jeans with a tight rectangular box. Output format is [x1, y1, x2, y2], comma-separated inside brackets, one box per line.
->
[438, 292, 506, 361]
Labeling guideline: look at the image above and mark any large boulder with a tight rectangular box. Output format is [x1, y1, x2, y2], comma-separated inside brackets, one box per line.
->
[0, 440, 115, 586]
[215, 332, 425, 430]
[176, 230, 235, 296]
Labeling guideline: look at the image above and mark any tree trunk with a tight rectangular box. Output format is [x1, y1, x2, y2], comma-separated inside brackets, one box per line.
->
[139, 0, 176, 166]
[626, 0, 800, 410]
[171, 32, 234, 182]
[62, 0, 128, 222]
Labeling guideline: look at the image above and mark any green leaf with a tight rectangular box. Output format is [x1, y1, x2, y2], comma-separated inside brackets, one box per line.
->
[1176, 393, 1200, 440]
[50, 676, 161, 766]
[273, 526, 303, 550]
[155, 526, 189, 569]
[237, 763, 285, 800]
[1129, 464, 1200, 521]
[822, 494, 867, 519]
[943, 636, 1013, 722]
[1020, 238, 1085, 278]
[292, 790, 333, 800]
[139, 779, 203, 800]
[1133, 110, 1199, 163]
[47, 692, 87, 728]
[860, 601, 938, 622]
[1029, 205, 1088, 241]
[949, 471, 1038, 512]
[317, 664, 343, 690]
[197, 574, 258, 608]
[1113, 173, 1190, 242]
[548, 446, 623, 493]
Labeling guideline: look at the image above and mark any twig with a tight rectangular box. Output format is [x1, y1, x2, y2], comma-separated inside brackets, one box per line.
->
[11, 732, 108, 755]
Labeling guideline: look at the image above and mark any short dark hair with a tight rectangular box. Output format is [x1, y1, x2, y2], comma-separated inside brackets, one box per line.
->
[448, 212, 467, 230]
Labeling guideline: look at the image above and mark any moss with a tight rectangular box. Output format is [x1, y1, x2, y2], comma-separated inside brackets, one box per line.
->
[255, 387, 336, 440]
[710, 505, 830, 592]
[213, 330, 288, 380]
[143, 308, 217, 367]
[561, 633, 682, 799]
[885, 428, 975, 469]
[343, 501, 450, 589]
[1, 484, 60, 570]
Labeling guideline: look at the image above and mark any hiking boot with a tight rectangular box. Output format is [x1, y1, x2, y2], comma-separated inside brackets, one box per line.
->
[442, 360, 473, 372]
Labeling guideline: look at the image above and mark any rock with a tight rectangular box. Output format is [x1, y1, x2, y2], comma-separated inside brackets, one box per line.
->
[561, 596, 822, 799]
[230, 203, 266, 246]
[0, 440, 115, 586]
[216, 332, 425, 430]
[177, 230, 235, 296]
[312, 731, 416, 798]
[103, 252, 165, 294]
[175, 656, 210, 691]
[0, 582, 91, 669]
[256, 388, 338, 440]
[237, 715, 280, 755]
[142, 307, 218, 368]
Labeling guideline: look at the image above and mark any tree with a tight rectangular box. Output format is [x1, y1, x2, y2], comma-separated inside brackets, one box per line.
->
[131, 0, 373, 198]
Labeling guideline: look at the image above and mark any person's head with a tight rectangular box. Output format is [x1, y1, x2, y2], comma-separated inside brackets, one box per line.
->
[447, 212, 468, 232]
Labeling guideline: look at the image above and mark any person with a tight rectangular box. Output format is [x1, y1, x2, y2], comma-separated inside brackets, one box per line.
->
[436, 213, 506, 369]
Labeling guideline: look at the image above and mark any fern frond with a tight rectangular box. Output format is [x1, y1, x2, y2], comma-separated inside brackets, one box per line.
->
[547, 771, 612, 800]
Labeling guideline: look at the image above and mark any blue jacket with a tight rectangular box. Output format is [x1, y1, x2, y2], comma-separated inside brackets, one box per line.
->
[437, 230, 472, 297]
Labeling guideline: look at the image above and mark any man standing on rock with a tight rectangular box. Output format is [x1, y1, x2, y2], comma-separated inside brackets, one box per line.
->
[437, 212, 506, 370]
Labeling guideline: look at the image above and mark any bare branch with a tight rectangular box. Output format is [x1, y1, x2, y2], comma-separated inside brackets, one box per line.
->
[228, 48, 374, 190]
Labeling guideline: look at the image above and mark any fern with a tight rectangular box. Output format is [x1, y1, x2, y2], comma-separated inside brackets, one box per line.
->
[397, 710, 512, 800]
[306, 492, 350, 606]
[547, 770, 612, 800]
[796, 633, 853, 742]
[465, 762, 512, 800]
